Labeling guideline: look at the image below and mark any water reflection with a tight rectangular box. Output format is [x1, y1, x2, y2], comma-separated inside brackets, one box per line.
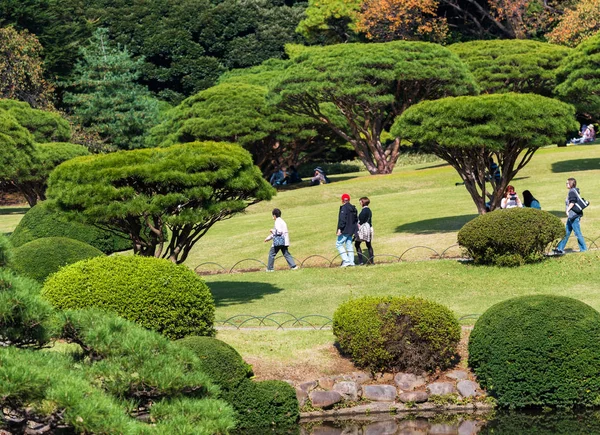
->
[301, 410, 600, 435]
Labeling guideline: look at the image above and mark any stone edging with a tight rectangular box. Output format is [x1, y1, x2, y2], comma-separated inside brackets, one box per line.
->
[289, 369, 492, 417]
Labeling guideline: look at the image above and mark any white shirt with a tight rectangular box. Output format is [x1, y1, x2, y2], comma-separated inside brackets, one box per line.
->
[266, 217, 291, 246]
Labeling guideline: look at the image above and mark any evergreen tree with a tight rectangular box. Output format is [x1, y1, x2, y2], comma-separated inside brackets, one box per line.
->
[63, 28, 161, 150]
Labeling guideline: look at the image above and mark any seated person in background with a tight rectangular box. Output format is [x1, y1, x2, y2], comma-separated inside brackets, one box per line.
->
[569, 124, 595, 144]
[269, 167, 286, 186]
[286, 165, 302, 184]
[310, 167, 329, 186]
[500, 185, 523, 209]
[522, 190, 541, 209]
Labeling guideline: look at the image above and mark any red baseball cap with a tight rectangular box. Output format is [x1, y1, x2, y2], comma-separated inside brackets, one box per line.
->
[341, 193, 350, 201]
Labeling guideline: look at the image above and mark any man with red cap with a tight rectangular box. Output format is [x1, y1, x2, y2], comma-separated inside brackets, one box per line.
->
[336, 193, 358, 267]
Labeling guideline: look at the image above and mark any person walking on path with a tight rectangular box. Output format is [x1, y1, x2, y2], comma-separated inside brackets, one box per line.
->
[355, 196, 374, 265]
[264, 208, 298, 271]
[336, 193, 358, 267]
[554, 178, 587, 254]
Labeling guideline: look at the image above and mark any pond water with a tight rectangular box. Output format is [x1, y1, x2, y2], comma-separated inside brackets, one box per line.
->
[298, 409, 600, 434]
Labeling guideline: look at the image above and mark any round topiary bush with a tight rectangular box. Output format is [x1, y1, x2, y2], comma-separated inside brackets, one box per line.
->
[458, 208, 564, 266]
[333, 296, 461, 373]
[10, 202, 131, 254]
[469, 295, 600, 408]
[10, 237, 104, 282]
[177, 336, 253, 391]
[222, 379, 299, 432]
[41, 256, 215, 339]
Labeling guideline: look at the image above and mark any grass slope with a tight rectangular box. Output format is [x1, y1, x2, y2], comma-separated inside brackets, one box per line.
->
[191, 144, 600, 270]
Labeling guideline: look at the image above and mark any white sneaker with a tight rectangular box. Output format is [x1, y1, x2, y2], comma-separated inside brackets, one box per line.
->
[265, 269, 275, 272]
[291, 266, 299, 270]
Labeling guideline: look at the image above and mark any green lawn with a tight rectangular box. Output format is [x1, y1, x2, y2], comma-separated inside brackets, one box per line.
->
[0, 205, 29, 235]
[4, 144, 600, 375]
[189, 144, 600, 271]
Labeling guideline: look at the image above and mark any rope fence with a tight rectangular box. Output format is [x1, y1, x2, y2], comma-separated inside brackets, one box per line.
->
[215, 313, 481, 330]
[195, 238, 599, 275]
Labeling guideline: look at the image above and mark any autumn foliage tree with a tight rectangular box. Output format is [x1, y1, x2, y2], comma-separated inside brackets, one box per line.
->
[547, 0, 600, 47]
[356, 0, 448, 42]
[0, 27, 53, 108]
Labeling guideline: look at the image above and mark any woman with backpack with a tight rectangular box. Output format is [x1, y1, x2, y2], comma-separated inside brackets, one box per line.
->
[554, 178, 588, 254]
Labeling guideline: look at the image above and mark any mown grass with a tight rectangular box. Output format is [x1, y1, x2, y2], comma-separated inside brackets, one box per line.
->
[189, 144, 600, 271]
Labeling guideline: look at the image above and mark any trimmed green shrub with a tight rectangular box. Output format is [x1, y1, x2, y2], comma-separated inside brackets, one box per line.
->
[0, 234, 12, 268]
[458, 208, 564, 266]
[10, 237, 104, 282]
[10, 202, 131, 254]
[333, 296, 461, 373]
[469, 295, 600, 408]
[223, 379, 299, 432]
[42, 256, 215, 339]
[0, 270, 54, 347]
[177, 336, 253, 391]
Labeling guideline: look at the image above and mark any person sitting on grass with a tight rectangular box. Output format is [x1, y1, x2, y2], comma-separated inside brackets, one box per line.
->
[522, 190, 541, 209]
[310, 167, 329, 186]
[500, 185, 523, 209]
[269, 167, 286, 186]
[569, 124, 595, 145]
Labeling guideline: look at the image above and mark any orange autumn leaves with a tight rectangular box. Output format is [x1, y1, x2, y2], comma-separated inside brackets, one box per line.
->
[356, 0, 447, 42]
[547, 0, 600, 46]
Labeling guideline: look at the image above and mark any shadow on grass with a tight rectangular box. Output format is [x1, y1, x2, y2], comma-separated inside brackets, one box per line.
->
[0, 207, 28, 215]
[416, 162, 450, 171]
[208, 281, 284, 308]
[395, 214, 478, 234]
[552, 158, 600, 173]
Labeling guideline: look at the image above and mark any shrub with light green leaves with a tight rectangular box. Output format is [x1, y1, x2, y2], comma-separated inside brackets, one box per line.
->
[458, 208, 564, 266]
[42, 256, 215, 339]
[10, 202, 131, 254]
[469, 295, 600, 408]
[10, 237, 103, 282]
[333, 296, 460, 373]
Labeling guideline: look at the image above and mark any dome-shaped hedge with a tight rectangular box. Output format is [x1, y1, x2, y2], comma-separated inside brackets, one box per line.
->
[222, 379, 299, 432]
[177, 336, 253, 391]
[333, 296, 461, 373]
[10, 202, 131, 254]
[458, 208, 564, 266]
[42, 256, 215, 339]
[469, 295, 600, 408]
[11, 237, 104, 282]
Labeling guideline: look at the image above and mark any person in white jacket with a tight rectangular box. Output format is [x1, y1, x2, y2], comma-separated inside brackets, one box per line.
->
[264, 208, 298, 272]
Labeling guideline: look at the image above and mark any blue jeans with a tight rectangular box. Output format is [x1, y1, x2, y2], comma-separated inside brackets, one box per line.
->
[557, 215, 587, 252]
[336, 234, 355, 265]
